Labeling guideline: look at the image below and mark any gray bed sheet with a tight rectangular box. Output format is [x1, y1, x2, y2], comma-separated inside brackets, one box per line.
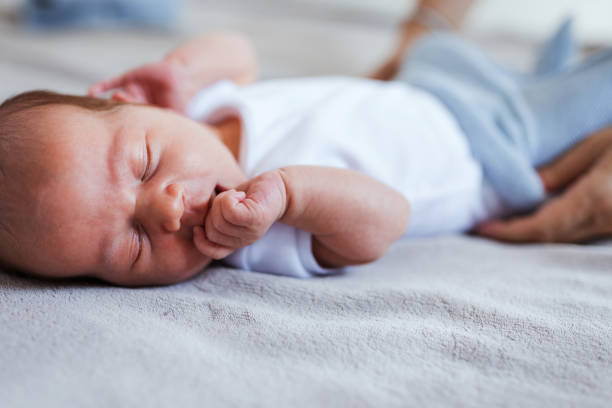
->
[1, 2, 611, 407]
[2, 237, 611, 407]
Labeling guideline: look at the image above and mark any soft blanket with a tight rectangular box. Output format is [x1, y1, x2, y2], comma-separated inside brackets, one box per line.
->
[2, 236, 611, 407]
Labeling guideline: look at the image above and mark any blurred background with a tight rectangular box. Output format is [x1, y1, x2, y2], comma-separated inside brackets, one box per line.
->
[1, 0, 612, 101]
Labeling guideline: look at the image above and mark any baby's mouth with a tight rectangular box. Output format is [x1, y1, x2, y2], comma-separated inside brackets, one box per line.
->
[183, 184, 224, 233]
[210, 184, 227, 206]
[215, 184, 229, 194]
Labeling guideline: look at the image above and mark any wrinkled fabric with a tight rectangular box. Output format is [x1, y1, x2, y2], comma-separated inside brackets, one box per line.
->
[2, 236, 612, 407]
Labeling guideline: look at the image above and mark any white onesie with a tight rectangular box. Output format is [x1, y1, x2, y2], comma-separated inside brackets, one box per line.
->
[187, 77, 505, 278]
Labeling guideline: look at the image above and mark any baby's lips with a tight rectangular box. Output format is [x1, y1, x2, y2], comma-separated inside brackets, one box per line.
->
[215, 183, 229, 194]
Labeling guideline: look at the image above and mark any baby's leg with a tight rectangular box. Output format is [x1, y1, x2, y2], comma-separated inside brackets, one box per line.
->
[522, 49, 612, 167]
[395, 24, 612, 211]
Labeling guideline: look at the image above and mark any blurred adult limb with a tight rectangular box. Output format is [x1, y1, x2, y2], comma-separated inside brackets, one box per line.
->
[477, 127, 612, 243]
[370, 0, 475, 80]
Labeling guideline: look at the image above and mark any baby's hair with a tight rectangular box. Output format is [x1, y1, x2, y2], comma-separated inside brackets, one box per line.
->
[0, 90, 126, 160]
[0, 90, 126, 276]
[0, 89, 125, 116]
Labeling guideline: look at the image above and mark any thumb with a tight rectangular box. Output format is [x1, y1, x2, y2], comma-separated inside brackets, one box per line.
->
[88, 75, 125, 96]
[112, 88, 148, 104]
[476, 185, 589, 243]
[111, 90, 136, 103]
[218, 190, 255, 227]
[236, 171, 286, 211]
[123, 83, 149, 104]
[476, 217, 551, 243]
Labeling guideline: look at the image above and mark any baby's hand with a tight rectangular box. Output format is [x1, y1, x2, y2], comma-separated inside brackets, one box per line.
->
[193, 171, 288, 259]
[88, 60, 192, 113]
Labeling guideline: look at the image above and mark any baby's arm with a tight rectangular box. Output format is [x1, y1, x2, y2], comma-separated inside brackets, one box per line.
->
[90, 32, 257, 112]
[194, 166, 411, 268]
[278, 166, 411, 267]
[164, 31, 258, 88]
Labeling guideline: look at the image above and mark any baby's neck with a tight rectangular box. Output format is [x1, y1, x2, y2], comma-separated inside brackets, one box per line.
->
[212, 116, 241, 161]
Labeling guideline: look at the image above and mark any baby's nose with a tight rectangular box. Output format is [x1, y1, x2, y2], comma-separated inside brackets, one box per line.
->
[159, 183, 184, 232]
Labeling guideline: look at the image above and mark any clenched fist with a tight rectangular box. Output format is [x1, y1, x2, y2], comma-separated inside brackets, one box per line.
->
[193, 170, 288, 259]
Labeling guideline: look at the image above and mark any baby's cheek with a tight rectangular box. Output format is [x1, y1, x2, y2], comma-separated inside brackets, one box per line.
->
[96, 269, 140, 287]
[171, 242, 213, 276]
[167, 256, 212, 284]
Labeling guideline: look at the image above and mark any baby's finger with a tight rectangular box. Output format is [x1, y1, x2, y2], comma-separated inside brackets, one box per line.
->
[209, 205, 250, 238]
[207, 190, 256, 245]
[112, 90, 139, 103]
[214, 190, 253, 227]
[193, 226, 234, 260]
[88, 76, 125, 96]
[221, 193, 262, 228]
[124, 83, 149, 104]
[204, 221, 246, 249]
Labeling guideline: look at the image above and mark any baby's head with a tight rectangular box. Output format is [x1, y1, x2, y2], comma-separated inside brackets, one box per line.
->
[0, 90, 243, 286]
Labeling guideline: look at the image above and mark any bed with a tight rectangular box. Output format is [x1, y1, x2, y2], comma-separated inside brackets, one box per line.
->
[1, 1, 611, 406]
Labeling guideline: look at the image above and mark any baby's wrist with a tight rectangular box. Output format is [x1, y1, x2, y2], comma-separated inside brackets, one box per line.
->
[161, 57, 202, 110]
[272, 168, 290, 222]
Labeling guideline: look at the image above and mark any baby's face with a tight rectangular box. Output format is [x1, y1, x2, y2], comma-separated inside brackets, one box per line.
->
[22, 104, 244, 286]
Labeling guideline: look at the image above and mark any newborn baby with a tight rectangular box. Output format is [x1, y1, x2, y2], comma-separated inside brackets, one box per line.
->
[1, 27, 611, 286]
[0, 90, 412, 286]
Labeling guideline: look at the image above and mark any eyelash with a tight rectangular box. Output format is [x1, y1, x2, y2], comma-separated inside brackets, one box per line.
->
[134, 140, 152, 267]
[133, 224, 144, 266]
[141, 142, 152, 182]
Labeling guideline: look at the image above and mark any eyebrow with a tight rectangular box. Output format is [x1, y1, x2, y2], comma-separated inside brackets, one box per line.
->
[107, 123, 125, 187]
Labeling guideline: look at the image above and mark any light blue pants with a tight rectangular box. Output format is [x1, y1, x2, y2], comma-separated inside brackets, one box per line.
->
[23, 0, 177, 28]
[397, 20, 612, 210]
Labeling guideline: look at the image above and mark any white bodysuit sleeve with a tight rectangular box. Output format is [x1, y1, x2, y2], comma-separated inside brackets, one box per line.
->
[222, 223, 342, 278]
